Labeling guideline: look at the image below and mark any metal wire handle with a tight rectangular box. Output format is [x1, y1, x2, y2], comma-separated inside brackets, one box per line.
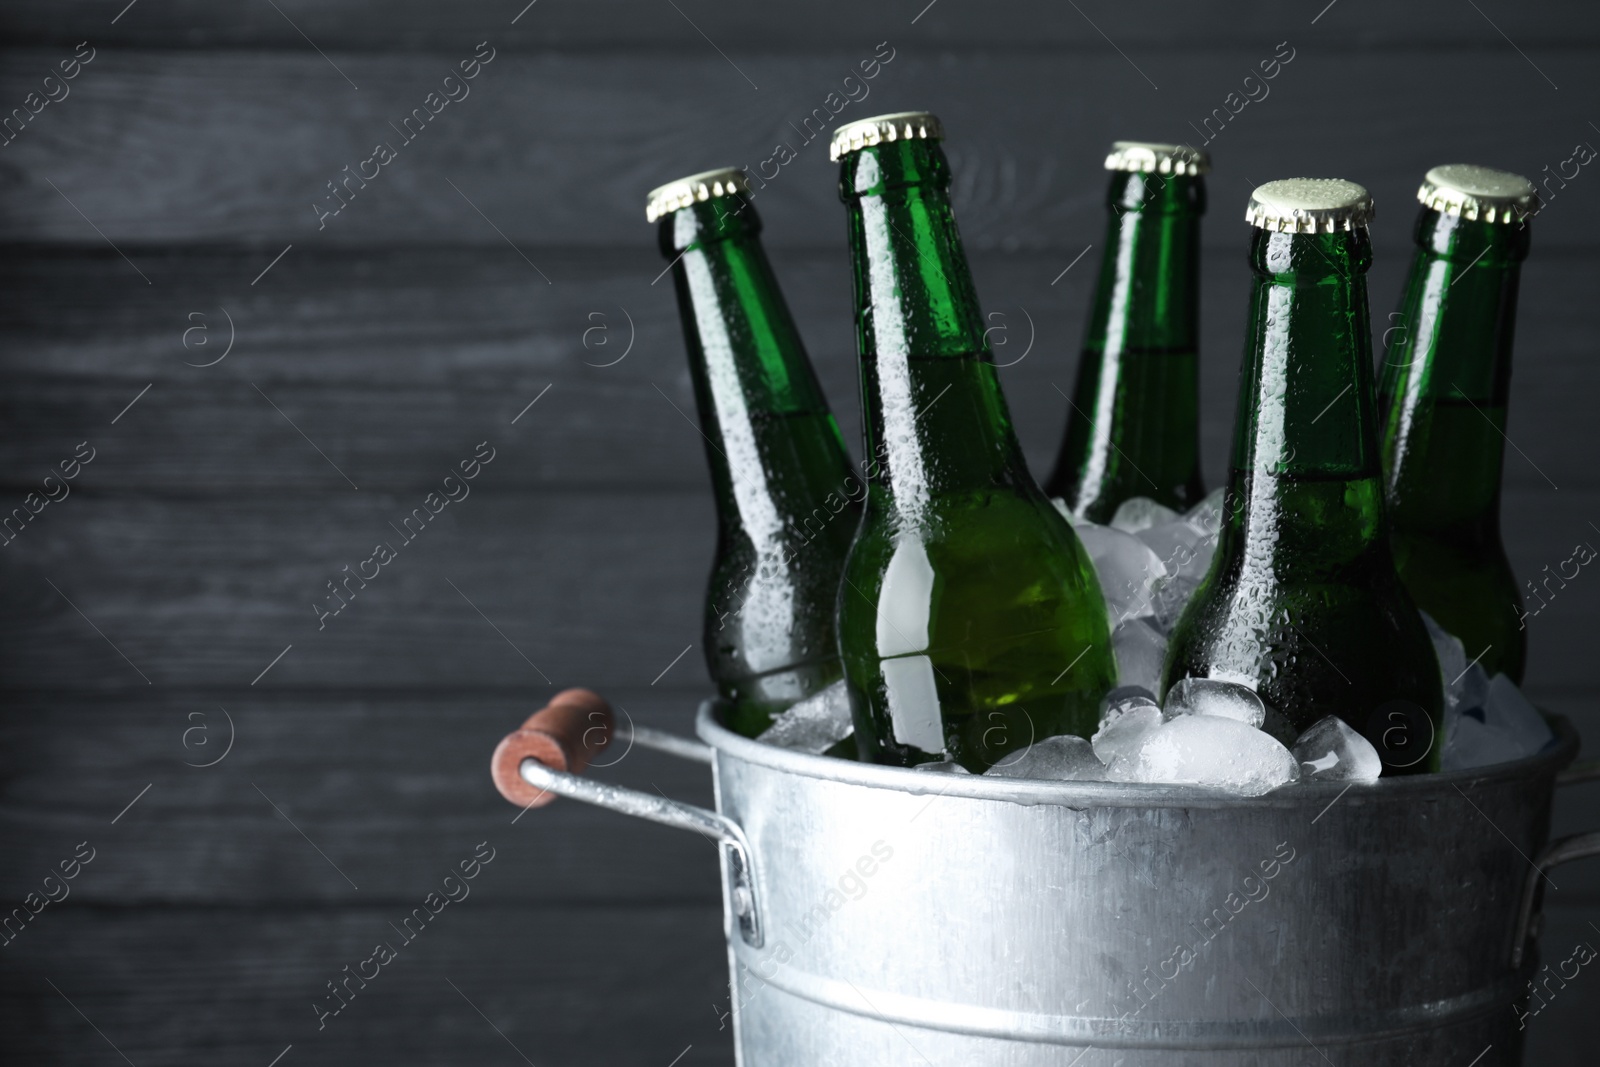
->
[1510, 763, 1600, 967]
[517, 756, 762, 948]
[488, 689, 763, 947]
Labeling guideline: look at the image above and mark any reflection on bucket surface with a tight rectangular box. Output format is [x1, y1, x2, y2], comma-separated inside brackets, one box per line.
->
[495, 695, 1600, 1066]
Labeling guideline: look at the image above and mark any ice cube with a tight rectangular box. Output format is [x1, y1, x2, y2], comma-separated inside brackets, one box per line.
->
[912, 758, 971, 774]
[1111, 497, 1179, 534]
[1445, 660, 1492, 760]
[1183, 488, 1228, 537]
[1164, 677, 1267, 729]
[1293, 715, 1382, 782]
[1103, 683, 1158, 707]
[1441, 676, 1552, 769]
[1149, 574, 1202, 633]
[1108, 715, 1300, 795]
[1074, 522, 1168, 626]
[1483, 674, 1553, 754]
[1456, 662, 1490, 717]
[1092, 693, 1163, 767]
[1439, 697, 1462, 764]
[1441, 715, 1521, 770]
[985, 735, 1107, 780]
[1420, 612, 1498, 718]
[756, 680, 853, 754]
[1420, 612, 1466, 705]
[1113, 617, 1168, 694]
[1135, 520, 1216, 582]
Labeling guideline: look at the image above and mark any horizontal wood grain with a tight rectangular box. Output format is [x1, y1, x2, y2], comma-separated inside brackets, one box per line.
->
[0, 904, 734, 1066]
[0, 689, 724, 906]
[0, 492, 711, 691]
[7, 0, 1600, 50]
[2, 245, 1597, 494]
[2, 48, 1598, 248]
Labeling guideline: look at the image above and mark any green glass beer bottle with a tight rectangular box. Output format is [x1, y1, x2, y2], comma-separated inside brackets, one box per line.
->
[1163, 179, 1444, 773]
[1379, 165, 1539, 683]
[1046, 141, 1208, 522]
[830, 113, 1115, 771]
[651, 169, 861, 738]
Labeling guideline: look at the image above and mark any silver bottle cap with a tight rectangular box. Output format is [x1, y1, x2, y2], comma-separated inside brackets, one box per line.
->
[1417, 164, 1539, 224]
[1246, 178, 1374, 233]
[1105, 141, 1209, 176]
[646, 167, 750, 223]
[829, 111, 944, 162]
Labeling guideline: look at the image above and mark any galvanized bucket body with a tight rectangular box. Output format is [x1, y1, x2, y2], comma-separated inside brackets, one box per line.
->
[695, 704, 1580, 1066]
[505, 700, 1594, 1066]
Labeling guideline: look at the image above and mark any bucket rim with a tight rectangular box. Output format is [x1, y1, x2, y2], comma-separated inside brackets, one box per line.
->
[695, 700, 1578, 809]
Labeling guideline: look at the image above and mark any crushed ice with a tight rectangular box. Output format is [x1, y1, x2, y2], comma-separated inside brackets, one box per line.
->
[756, 679, 854, 754]
[753, 499, 1556, 784]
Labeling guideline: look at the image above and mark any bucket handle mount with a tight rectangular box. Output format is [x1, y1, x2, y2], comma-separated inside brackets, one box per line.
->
[1511, 758, 1600, 967]
[489, 689, 762, 948]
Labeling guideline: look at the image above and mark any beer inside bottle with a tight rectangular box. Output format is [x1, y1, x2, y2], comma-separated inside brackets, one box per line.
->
[1379, 164, 1538, 683]
[1164, 179, 1444, 773]
[830, 113, 1115, 772]
[651, 169, 860, 738]
[1045, 141, 1207, 522]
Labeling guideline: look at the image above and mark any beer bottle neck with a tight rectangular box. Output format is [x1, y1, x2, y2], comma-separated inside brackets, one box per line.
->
[1234, 227, 1380, 482]
[1380, 209, 1528, 520]
[1091, 171, 1204, 354]
[662, 198, 845, 549]
[841, 140, 1027, 515]
[1052, 170, 1206, 518]
[1387, 209, 1526, 405]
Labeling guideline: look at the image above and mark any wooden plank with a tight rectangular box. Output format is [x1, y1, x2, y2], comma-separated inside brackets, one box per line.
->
[2, 246, 1596, 494]
[0, 486, 1597, 692]
[0, 689, 726, 906]
[7, 0, 1600, 50]
[0, 492, 711, 692]
[0, 245, 802, 495]
[0, 904, 735, 1066]
[3, 48, 1598, 248]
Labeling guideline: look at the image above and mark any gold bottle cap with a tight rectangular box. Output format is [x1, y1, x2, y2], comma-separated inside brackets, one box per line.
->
[829, 111, 944, 162]
[1246, 178, 1374, 233]
[1105, 141, 1209, 176]
[1417, 164, 1539, 224]
[645, 167, 750, 223]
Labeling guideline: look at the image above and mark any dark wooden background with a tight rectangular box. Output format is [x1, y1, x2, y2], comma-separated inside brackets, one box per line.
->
[1, 2, 1597, 1063]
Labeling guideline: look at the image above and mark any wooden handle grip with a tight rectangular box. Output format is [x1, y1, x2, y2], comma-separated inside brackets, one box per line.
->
[490, 689, 614, 809]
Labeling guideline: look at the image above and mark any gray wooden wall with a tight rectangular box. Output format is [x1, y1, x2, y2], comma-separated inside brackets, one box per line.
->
[2, 1, 1597, 1063]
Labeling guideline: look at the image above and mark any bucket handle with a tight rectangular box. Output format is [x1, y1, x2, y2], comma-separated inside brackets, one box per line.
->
[489, 689, 762, 948]
[1510, 758, 1600, 967]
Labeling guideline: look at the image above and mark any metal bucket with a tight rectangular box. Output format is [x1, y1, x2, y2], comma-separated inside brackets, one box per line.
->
[498, 697, 1600, 1066]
